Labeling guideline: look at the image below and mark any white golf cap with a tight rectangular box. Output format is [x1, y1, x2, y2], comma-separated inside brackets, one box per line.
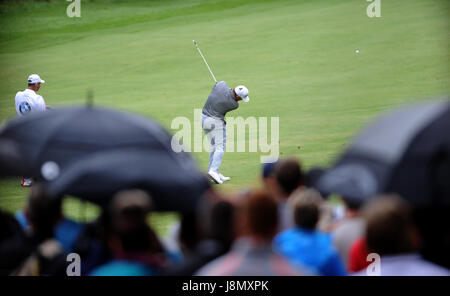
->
[28, 74, 45, 84]
[234, 85, 250, 102]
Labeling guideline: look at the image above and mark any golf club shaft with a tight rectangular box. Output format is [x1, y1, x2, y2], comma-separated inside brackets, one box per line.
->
[193, 40, 217, 83]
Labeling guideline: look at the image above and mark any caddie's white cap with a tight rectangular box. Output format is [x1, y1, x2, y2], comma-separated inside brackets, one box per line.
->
[28, 74, 45, 84]
[235, 85, 250, 102]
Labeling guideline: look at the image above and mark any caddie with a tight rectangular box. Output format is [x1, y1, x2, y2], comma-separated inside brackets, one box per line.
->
[14, 74, 49, 187]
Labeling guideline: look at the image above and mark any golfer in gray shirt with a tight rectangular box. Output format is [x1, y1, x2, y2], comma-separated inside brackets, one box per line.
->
[201, 81, 250, 184]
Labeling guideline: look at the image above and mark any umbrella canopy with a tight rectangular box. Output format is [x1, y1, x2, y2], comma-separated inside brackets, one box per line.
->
[46, 149, 210, 212]
[0, 106, 210, 211]
[0, 106, 190, 179]
[315, 98, 450, 206]
[0, 139, 33, 177]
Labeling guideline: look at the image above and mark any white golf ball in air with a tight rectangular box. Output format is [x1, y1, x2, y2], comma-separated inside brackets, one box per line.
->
[356, 49, 359, 54]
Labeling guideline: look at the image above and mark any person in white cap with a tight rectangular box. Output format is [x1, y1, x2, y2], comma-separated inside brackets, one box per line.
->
[14, 74, 50, 187]
[201, 81, 250, 184]
[15, 74, 49, 117]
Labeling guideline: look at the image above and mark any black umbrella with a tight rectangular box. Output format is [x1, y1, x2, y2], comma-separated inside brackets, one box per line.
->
[45, 149, 210, 212]
[314, 98, 450, 206]
[0, 139, 32, 177]
[0, 106, 191, 178]
[0, 105, 210, 211]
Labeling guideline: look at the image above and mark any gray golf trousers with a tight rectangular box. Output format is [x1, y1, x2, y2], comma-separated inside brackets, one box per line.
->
[201, 113, 226, 173]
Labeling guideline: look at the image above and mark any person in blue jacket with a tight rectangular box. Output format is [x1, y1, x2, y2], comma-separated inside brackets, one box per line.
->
[273, 189, 347, 276]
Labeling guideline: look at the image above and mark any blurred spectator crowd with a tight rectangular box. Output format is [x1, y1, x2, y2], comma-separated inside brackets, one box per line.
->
[1, 157, 449, 276]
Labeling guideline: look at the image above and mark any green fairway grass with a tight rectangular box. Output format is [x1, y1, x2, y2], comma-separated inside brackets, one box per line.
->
[1, 0, 449, 236]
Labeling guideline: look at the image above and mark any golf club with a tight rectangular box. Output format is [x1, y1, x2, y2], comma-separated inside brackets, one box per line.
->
[193, 40, 217, 83]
